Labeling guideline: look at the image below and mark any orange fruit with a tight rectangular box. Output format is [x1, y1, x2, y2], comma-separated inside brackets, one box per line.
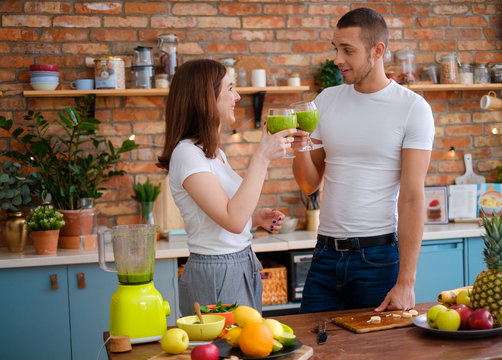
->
[238, 322, 274, 357]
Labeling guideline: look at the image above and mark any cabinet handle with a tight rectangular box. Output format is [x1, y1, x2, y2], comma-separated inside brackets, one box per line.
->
[77, 273, 86, 289]
[50, 274, 58, 290]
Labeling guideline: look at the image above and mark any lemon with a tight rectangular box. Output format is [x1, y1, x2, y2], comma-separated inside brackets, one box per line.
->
[281, 323, 294, 334]
[263, 318, 283, 339]
[233, 305, 263, 327]
[278, 332, 296, 347]
[225, 326, 242, 347]
[272, 339, 283, 352]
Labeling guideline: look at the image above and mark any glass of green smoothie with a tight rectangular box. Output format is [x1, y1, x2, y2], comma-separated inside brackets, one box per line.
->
[267, 108, 297, 158]
[290, 100, 322, 151]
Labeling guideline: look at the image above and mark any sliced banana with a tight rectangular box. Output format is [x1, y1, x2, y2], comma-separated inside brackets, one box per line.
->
[370, 316, 381, 323]
[409, 309, 418, 316]
[402, 312, 412, 318]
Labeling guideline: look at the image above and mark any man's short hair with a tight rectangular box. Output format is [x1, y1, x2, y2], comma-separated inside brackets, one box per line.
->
[337, 7, 389, 50]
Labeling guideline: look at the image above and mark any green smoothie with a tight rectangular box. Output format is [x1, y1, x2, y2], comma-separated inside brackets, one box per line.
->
[296, 109, 319, 133]
[118, 272, 153, 284]
[267, 114, 297, 134]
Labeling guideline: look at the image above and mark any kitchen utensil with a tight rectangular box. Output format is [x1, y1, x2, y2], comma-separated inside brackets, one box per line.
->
[332, 310, 425, 334]
[455, 153, 485, 185]
[480, 91, 502, 110]
[98, 224, 170, 344]
[176, 315, 225, 341]
[194, 301, 204, 324]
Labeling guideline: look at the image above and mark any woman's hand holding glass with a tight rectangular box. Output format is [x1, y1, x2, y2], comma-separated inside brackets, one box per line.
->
[266, 108, 297, 158]
[290, 100, 323, 151]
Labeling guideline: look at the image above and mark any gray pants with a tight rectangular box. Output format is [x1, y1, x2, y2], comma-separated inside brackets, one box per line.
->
[179, 245, 263, 316]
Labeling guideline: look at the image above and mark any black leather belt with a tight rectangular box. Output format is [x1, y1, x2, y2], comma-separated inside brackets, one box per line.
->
[317, 233, 395, 252]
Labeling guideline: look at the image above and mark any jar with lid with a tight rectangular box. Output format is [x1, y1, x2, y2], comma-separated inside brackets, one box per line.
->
[157, 34, 178, 76]
[236, 67, 248, 87]
[396, 49, 416, 84]
[439, 54, 459, 84]
[220, 57, 236, 86]
[474, 64, 490, 84]
[155, 74, 169, 89]
[287, 73, 301, 87]
[490, 64, 502, 83]
[421, 64, 439, 84]
[458, 63, 473, 84]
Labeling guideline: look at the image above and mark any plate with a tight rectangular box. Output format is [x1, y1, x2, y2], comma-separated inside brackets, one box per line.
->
[413, 313, 502, 338]
[213, 338, 302, 359]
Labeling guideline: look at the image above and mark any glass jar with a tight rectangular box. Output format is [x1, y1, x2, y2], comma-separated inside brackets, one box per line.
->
[421, 65, 439, 84]
[439, 54, 459, 84]
[474, 64, 490, 84]
[396, 49, 416, 84]
[157, 34, 178, 76]
[287, 73, 301, 87]
[458, 64, 473, 84]
[220, 57, 236, 86]
[236, 67, 248, 87]
[491, 64, 502, 83]
[155, 73, 169, 89]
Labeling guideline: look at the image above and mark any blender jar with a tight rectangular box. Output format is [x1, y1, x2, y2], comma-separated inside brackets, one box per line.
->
[133, 46, 153, 66]
[158, 34, 178, 76]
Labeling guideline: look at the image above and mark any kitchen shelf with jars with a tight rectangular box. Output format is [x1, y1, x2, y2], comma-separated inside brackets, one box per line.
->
[406, 83, 502, 92]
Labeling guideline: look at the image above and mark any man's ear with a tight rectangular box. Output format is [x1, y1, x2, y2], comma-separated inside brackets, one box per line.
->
[373, 42, 386, 60]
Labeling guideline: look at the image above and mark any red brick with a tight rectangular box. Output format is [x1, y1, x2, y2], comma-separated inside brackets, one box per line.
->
[404, 29, 444, 40]
[257, 195, 279, 208]
[99, 123, 132, 137]
[90, 29, 137, 42]
[62, 43, 109, 55]
[354, 4, 391, 16]
[96, 200, 138, 216]
[438, 160, 465, 173]
[0, 1, 22, 12]
[419, 40, 456, 51]
[3, 15, 51, 27]
[451, 16, 488, 27]
[124, 2, 168, 15]
[219, 3, 261, 16]
[250, 42, 290, 53]
[269, 167, 294, 180]
[40, 29, 88, 42]
[483, 28, 500, 40]
[75, 2, 122, 14]
[244, 16, 286, 29]
[444, 125, 483, 136]
[276, 30, 318, 41]
[227, 157, 249, 170]
[132, 121, 164, 135]
[34, 55, 84, 68]
[188, 30, 230, 42]
[231, 30, 274, 41]
[445, 28, 483, 40]
[124, 96, 165, 108]
[24, 1, 72, 13]
[12, 43, 60, 54]
[473, 4, 501, 15]
[0, 29, 37, 41]
[432, 4, 469, 15]
[179, 42, 204, 55]
[151, 16, 196, 29]
[435, 137, 472, 150]
[103, 16, 147, 28]
[459, 40, 495, 51]
[172, 3, 217, 15]
[414, 17, 449, 27]
[265, 4, 306, 15]
[270, 54, 310, 66]
[54, 15, 101, 27]
[0, 56, 33, 68]
[199, 17, 242, 28]
[117, 162, 160, 174]
[473, 111, 502, 124]
[474, 135, 502, 147]
[113, 109, 160, 122]
[287, 17, 330, 29]
[262, 180, 300, 194]
[0, 70, 15, 82]
[392, 4, 429, 16]
[435, 113, 471, 125]
[386, 17, 415, 28]
[475, 52, 502, 64]
[206, 42, 247, 54]
[307, 4, 348, 16]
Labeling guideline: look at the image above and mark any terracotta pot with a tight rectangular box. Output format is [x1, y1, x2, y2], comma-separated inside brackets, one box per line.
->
[1, 211, 28, 252]
[32, 229, 60, 255]
[59, 209, 94, 249]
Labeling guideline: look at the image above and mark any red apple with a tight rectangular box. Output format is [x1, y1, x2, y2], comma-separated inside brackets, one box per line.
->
[451, 304, 473, 330]
[191, 343, 219, 360]
[468, 308, 494, 330]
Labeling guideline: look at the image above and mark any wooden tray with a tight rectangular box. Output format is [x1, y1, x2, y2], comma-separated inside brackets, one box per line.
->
[332, 310, 425, 334]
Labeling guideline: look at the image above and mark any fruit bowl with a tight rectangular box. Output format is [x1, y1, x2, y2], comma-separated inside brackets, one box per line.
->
[30, 82, 59, 91]
[202, 304, 235, 327]
[176, 315, 225, 341]
[279, 217, 298, 233]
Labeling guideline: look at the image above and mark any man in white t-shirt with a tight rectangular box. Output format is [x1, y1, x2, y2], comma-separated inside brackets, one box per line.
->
[292, 7, 435, 313]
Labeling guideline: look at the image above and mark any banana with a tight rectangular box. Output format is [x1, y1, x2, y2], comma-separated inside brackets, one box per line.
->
[437, 286, 473, 304]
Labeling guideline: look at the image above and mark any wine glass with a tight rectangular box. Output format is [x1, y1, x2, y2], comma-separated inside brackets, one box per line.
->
[290, 100, 323, 152]
[267, 108, 297, 158]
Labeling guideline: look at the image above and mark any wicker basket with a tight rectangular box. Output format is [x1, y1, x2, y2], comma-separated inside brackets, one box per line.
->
[260, 265, 288, 305]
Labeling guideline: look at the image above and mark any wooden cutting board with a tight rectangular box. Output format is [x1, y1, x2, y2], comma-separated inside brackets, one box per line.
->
[147, 345, 313, 360]
[332, 310, 425, 334]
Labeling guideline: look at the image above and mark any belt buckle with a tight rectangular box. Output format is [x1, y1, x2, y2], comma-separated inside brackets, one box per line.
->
[334, 238, 348, 252]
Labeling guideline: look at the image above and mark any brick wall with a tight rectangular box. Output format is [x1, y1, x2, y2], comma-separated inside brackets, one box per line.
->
[0, 0, 501, 227]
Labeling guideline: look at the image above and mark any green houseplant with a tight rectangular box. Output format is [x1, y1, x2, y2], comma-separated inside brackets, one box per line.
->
[26, 205, 65, 255]
[132, 177, 162, 225]
[318, 59, 343, 91]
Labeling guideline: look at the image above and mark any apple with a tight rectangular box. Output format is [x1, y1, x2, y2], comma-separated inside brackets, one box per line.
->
[427, 304, 447, 328]
[468, 308, 494, 330]
[160, 328, 189, 355]
[191, 343, 219, 360]
[456, 289, 472, 308]
[436, 309, 461, 331]
[450, 304, 473, 330]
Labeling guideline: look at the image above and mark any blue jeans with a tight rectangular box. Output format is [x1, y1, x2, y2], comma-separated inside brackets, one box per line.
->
[300, 234, 399, 314]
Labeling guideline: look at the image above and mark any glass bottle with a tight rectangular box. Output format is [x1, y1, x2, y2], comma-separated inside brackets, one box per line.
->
[157, 34, 178, 76]
[140, 201, 155, 226]
[396, 49, 416, 84]
[220, 57, 236, 86]
[439, 54, 459, 84]
[474, 64, 490, 84]
[458, 64, 474, 84]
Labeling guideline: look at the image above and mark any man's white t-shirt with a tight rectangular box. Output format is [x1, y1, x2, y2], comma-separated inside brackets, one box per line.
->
[311, 81, 435, 238]
[169, 139, 252, 255]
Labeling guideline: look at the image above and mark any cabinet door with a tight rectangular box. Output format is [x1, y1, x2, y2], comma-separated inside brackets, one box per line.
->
[154, 259, 180, 325]
[67, 263, 116, 360]
[415, 239, 464, 303]
[0, 266, 71, 360]
[466, 237, 486, 285]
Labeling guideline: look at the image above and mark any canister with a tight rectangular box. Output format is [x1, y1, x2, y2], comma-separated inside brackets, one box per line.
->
[155, 74, 169, 89]
[459, 64, 473, 84]
[220, 57, 236, 86]
[131, 65, 154, 89]
[474, 64, 490, 84]
[94, 56, 125, 89]
[439, 54, 459, 84]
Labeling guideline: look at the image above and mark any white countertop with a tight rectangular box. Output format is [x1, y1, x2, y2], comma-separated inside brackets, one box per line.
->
[0, 222, 484, 269]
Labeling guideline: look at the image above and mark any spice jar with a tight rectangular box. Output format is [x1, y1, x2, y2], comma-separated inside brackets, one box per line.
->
[490, 64, 502, 83]
[287, 73, 301, 87]
[474, 64, 490, 84]
[458, 64, 473, 84]
[220, 57, 236, 86]
[439, 54, 459, 84]
[421, 65, 439, 84]
[155, 74, 169, 89]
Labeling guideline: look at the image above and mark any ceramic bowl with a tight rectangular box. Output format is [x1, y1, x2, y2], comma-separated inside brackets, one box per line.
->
[280, 217, 298, 234]
[202, 304, 235, 327]
[176, 315, 225, 341]
[30, 76, 60, 83]
[29, 71, 60, 78]
[30, 64, 58, 71]
[30, 82, 59, 91]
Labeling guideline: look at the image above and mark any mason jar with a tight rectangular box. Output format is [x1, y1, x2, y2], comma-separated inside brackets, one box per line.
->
[439, 54, 459, 84]
[474, 64, 490, 84]
[458, 64, 474, 84]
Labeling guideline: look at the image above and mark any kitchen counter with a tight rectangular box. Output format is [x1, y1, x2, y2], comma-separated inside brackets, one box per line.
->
[0, 222, 483, 269]
[104, 302, 502, 360]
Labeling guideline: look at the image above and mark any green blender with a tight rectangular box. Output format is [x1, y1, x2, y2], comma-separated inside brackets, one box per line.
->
[98, 224, 170, 343]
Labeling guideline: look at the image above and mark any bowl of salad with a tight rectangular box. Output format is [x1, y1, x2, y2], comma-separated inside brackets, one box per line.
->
[200, 301, 238, 327]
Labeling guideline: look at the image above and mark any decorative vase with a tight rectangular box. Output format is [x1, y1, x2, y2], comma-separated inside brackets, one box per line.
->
[59, 209, 81, 249]
[32, 229, 60, 255]
[140, 201, 155, 225]
[1, 211, 28, 252]
[79, 198, 97, 250]
[305, 209, 320, 232]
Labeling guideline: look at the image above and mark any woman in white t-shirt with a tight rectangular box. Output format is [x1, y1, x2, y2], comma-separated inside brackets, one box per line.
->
[158, 59, 297, 315]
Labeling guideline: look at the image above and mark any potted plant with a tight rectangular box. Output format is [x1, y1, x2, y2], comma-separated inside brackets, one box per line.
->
[0, 160, 40, 252]
[131, 177, 161, 226]
[0, 95, 138, 248]
[301, 189, 321, 231]
[317, 59, 343, 92]
[26, 205, 65, 255]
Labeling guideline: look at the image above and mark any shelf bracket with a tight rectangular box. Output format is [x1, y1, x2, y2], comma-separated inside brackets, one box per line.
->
[253, 91, 266, 128]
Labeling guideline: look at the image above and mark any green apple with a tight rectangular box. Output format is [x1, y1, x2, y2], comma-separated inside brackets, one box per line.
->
[263, 318, 284, 339]
[281, 323, 294, 334]
[160, 328, 189, 354]
[456, 289, 472, 308]
[436, 309, 461, 331]
[426, 304, 447, 328]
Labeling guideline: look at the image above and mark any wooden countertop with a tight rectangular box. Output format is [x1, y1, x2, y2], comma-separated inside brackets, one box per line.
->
[0, 223, 483, 269]
[104, 302, 502, 360]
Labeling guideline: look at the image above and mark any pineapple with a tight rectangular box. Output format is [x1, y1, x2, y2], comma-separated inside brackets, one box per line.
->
[471, 212, 502, 327]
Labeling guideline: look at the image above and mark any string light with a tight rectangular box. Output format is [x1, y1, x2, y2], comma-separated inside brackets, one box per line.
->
[231, 129, 241, 142]
[492, 127, 498, 135]
[449, 146, 455, 158]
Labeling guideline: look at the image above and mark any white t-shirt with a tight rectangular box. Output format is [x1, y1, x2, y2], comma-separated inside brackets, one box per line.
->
[311, 81, 435, 238]
[169, 140, 252, 255]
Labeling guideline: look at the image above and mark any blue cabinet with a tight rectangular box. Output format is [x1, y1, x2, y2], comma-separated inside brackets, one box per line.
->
[465, 237, 485, 285]
[415, 239, 464, 303]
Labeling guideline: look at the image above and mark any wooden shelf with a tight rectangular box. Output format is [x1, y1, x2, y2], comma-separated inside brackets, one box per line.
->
[23, 86, 310, 98]
[407, 83, 502, 92]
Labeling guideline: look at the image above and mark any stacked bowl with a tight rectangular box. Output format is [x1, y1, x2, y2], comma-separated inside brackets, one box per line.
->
[30, 64, 59, 90]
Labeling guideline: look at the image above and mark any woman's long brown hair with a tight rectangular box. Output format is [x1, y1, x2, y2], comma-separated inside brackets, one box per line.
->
[157, 59, 226, 172]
